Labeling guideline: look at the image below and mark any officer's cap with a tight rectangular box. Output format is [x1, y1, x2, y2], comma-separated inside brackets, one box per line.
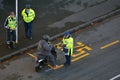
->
[25, 4, 31, 9]
[64, 32, 70, 36]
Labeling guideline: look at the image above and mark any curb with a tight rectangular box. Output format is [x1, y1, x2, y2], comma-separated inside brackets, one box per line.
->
[0, 9, 120, 62]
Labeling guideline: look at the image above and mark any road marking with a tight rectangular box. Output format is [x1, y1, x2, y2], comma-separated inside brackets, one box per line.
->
[72, 53, 89, 62]
[76, 46, 92, 52]
[77, 42, 85, 47]
[72, 51, 85, 57]
[83, 46, 92, 51]
[110, 74, 120, 80]
[74, 46, 81, 48]
[100, 40, 119, 49]
[27, 53, 37, 60]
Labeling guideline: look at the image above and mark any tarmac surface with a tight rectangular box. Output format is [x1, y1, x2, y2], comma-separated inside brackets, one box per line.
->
[0, 13, 120, 80]
[0, 0, 120, 58]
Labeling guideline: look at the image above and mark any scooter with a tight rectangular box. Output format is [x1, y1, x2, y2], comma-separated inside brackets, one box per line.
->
[35, 47, 57, 72]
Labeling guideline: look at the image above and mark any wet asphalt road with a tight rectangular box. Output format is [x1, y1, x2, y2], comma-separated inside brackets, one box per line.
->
[0, 13, 120, 80]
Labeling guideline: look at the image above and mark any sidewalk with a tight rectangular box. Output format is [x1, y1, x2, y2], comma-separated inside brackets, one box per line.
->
[48, 0, 120, 28]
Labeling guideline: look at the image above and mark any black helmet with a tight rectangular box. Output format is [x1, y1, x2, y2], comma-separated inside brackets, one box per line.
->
[43, 35, 50, 41]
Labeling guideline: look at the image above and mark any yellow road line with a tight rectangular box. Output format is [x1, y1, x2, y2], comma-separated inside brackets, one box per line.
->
[72, 51, 85, 57]
[76, 48, 84, 52]
[76, 46, 92, 52]
[27, 53, 37, 60]
[77, 42, 85, 47]
[100, 40, 119, 49]
[47, 64, 54, 69]
[74, 46, 81, 48]
[84, 46, 92, 51]
[72, 53, 90, 62]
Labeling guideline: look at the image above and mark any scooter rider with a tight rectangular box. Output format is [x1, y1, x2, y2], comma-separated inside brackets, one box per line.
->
[37, 35, 58, 69]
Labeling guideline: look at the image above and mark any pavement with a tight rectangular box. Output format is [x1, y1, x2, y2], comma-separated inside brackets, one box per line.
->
[48, 0, 120, 28]
[0, 0, 120, 58]
[0, 14, 120, 80]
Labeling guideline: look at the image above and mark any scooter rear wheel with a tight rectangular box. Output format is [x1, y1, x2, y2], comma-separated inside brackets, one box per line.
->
[35, 66, 39, 72]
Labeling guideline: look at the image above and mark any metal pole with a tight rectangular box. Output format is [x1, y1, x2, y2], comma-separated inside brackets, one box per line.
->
[16, 0, 18, 43]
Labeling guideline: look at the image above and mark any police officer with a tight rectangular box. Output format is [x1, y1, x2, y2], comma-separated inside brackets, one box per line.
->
[62, 32, 74, 66]
[4, 11, 17, 48]
[21, 4, 35, 39]
[37, 35, 58, 69]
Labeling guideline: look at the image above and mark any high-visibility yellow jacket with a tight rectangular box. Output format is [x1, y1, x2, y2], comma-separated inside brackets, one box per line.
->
[62, 36, 74, 55]
[7, 16, 17, 30]
[21, 8, 35, 23]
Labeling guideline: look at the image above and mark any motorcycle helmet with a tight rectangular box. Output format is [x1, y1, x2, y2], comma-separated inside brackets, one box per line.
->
[43, 35, 50, 41]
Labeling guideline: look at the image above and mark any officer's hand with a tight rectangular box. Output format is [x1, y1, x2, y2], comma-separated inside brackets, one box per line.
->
[62, 44, 66, 48]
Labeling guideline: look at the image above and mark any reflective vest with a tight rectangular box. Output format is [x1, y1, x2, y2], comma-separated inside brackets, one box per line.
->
[7, 16, 17, 30]
[62, 37, 73, 55]
[21, 8, 35, 23]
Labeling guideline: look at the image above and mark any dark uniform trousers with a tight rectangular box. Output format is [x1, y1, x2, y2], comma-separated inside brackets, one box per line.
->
[7, 29, 16, 42]
[64, 49, 71, 66]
